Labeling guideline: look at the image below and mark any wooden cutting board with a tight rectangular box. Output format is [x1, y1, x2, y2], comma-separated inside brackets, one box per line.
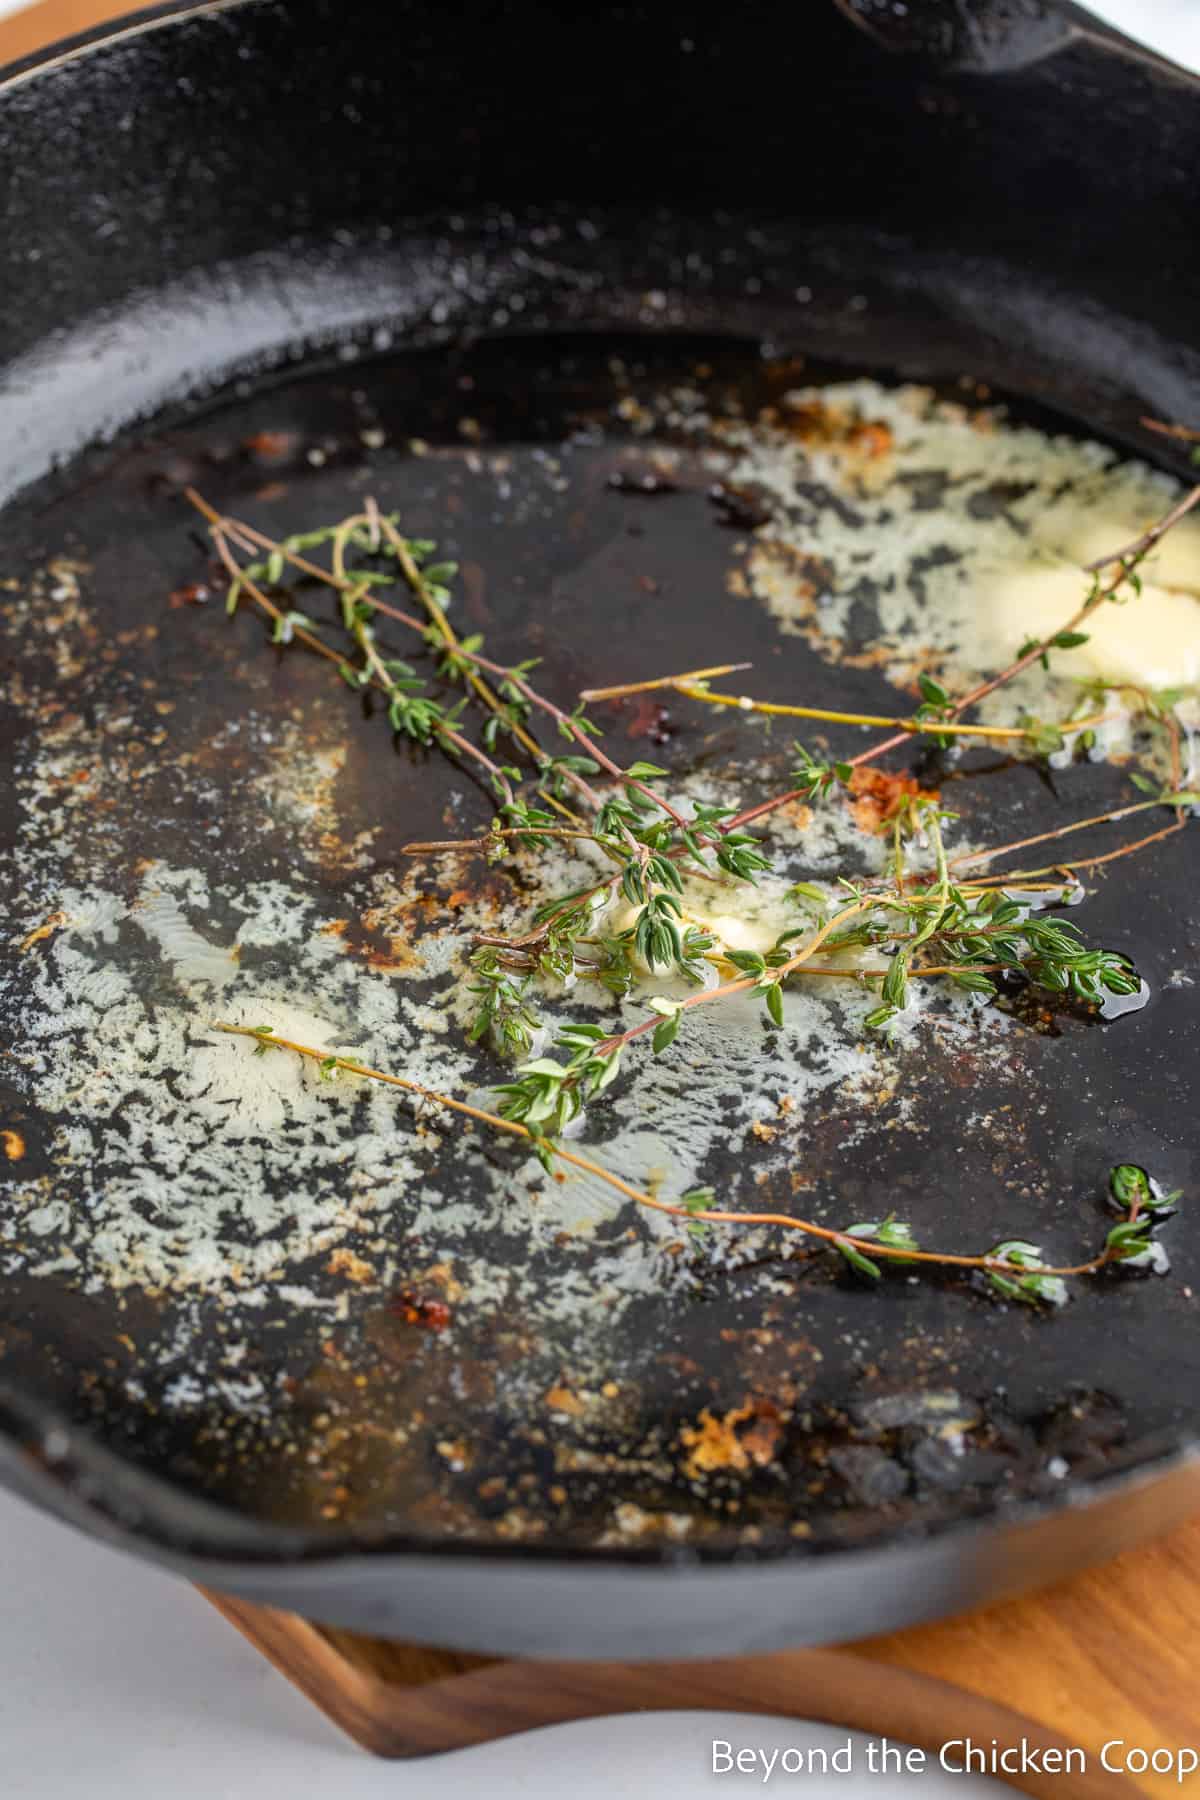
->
[0, 0, 134, 67]
[202, 1514, 1200, 1798]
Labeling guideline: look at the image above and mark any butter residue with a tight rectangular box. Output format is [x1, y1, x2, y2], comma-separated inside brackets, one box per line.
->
[2, 750, 985, 1315]
[722, 380, 1200, 721]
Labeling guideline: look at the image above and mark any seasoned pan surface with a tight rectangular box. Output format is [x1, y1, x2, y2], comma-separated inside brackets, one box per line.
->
[3, 333, 1198, 1555]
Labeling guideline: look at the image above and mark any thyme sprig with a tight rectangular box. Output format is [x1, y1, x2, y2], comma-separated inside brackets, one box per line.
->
[189, 490, 777, 979]
[222, 1026, 1177, 1301]
[466, 952, 541, 1058]
[188, 464, 1199, 1313]
[190, 489, 529, 804]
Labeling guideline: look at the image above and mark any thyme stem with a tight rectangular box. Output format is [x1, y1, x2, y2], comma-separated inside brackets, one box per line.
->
[947, 797, 1187, 873]
[1081, 482, 1200, 574]
[589, 673, 1107, 742]
[963, 819, 1188, 884]
[405, 828, 606, 853]
[908, 807, 950, 952]
[581, 663, 752, 700]
[207, 530, 350, 671]
[372, 510, 561, 780]
[1141, 416, 1200, 445]
[203, 511, 517, 804]
[211, 1024, 1118, 1281]
[921, 481, 1200, 725]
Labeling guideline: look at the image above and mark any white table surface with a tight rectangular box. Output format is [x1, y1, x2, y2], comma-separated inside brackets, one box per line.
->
[0, 1487, 1011, 1800]
[0, 1, 1195, 1795]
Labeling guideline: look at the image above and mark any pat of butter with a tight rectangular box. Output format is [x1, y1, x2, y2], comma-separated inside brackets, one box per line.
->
[612, 894, 796, 962]
[701, 910, 773, 954]
[997, 489, 1200, 691]
[981, 561, 1200, 692]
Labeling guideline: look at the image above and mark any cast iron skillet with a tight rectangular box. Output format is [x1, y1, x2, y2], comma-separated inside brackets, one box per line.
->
[1, 0, 1200, 1658]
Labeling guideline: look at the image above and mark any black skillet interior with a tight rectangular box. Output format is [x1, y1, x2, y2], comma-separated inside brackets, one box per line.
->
[1, 0, 1200, 1654]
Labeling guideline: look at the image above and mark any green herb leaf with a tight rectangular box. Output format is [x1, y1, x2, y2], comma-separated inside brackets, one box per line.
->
[847, 1217, 920, 1262]
[727, 949, 767, 976]
[881, 954, 909, 1012]
[1110, 1163, 1151, 1210]
[986, 1240, 1068, 1308]
[789, 882, 827, 909]
[837, 1237, 882, 1281]
[682, 1187, 715, 1214]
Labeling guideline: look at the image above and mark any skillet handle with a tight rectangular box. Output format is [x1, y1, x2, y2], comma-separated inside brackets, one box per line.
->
[831, 0, 1163, 74]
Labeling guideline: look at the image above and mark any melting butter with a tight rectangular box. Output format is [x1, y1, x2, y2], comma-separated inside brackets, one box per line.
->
[723, 380, 1200, 712]
[975, 561, 1200, 694]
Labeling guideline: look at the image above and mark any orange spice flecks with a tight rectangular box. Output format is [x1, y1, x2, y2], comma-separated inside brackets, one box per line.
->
[679, 1398, 786, 1480]
[363, 941, 421, 976]
[544, 1384, 586, 1417]
[1, 1130, 25, 1161]
[327, 1247, 375, 1285]
[780, 397, 894, 462]
[241, 429, 294, 459]
[739, 1399, 785, 1469]
[19, 910, 67, 953]
[848, 765, 937, 834]
[422, 1261, 464, 1302]
[680, 1403, 753, 1476]
[389, 1290, 452, 1332]
[847, 420, 894, 459]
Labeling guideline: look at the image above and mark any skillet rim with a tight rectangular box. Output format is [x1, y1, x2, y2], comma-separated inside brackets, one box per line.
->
[0, 0, 1197, 1618]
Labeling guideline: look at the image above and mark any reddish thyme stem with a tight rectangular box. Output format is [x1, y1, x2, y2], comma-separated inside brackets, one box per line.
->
[946, 798, 1184, 873]
[189, 491, 705, 828]
[1081, 482, 1200, 573]
[195, 501, 519, 807]
[964, 819, 1188, 885]
[916, 479, 1200, 727]
[212, 1023, 1116, 1281]
[1141, 416, 1200, 446]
